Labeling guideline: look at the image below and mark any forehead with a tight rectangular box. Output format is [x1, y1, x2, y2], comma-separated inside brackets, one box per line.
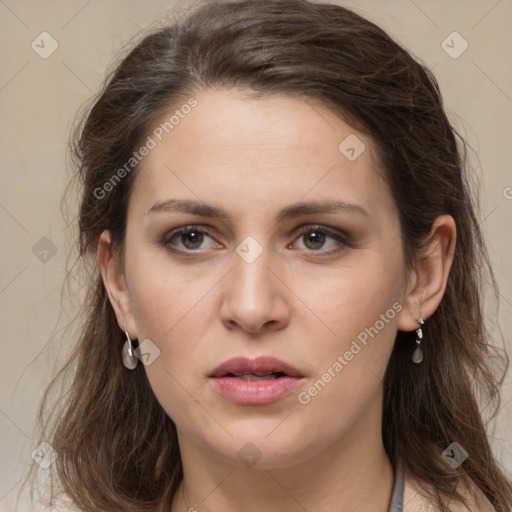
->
[129, 88, 395, 223]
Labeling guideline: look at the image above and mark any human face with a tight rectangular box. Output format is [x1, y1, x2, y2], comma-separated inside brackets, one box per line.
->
[119, 88, 409, 468]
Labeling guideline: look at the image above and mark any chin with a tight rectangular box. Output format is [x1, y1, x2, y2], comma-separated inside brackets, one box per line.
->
[232, 443, 322, 470]
[206, 430, 321, 470]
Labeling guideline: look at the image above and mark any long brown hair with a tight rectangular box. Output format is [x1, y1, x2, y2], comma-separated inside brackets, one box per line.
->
[19, 0, 511, 510]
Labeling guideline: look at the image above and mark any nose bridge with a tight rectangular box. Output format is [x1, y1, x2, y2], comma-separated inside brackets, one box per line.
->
[220, 234, 288, 332]
[232, 235, 276, 304]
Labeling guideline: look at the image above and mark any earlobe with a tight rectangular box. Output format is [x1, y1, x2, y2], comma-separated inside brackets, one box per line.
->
[397, 214, 456, 332]
[97, 230, 137, 338]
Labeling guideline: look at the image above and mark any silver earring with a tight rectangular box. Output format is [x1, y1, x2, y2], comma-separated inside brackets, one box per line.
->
[122, 330, 138, 370]
[412, 318, 424, 364]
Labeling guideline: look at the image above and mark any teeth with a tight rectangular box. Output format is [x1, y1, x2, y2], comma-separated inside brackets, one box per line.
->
[230, 373, 280, 381]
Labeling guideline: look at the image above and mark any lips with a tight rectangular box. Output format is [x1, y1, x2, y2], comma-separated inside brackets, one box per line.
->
[208, 356, 304, 405]
[208, 356, 303, 379]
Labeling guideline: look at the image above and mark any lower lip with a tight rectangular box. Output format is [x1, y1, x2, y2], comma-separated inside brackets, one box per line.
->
[209, 376, 302, 405]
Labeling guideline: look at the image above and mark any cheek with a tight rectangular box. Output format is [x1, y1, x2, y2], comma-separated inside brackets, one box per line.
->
[126, 244, 204, 336]
[127, 267, 208, 426]
[292, 262, 403, 415]
[295, 283, 400, 441]
[294, 252, 403, 341]
[125, 247, 225, 382]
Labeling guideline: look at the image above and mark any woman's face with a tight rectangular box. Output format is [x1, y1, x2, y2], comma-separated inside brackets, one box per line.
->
[112, 88, 415, 468]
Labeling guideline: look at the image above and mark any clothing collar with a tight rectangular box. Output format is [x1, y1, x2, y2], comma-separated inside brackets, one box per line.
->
[388, 459, 405, 512]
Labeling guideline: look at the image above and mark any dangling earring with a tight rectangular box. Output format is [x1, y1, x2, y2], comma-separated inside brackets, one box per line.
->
[122, 329, 138, 370]
[412, 318, 424, 364]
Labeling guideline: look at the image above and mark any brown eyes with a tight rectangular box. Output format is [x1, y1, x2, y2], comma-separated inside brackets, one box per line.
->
[161, 224, 348, 256]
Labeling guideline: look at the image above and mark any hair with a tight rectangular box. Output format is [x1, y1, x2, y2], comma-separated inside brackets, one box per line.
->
[18, 0, 511, 511]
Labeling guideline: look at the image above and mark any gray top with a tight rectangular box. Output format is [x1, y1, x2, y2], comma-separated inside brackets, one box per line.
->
[388, 461, 405, 512]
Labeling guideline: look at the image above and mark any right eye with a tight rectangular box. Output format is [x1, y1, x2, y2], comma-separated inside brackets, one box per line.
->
[161, 225, 221, 253]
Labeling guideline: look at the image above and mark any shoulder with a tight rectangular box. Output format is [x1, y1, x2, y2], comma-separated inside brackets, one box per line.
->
[402, 465, 496, 512]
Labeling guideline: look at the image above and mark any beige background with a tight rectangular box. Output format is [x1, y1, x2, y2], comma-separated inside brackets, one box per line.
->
[0, 0, 511, 509]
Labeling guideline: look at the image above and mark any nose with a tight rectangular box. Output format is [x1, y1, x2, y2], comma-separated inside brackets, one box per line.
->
[219, 245, 290, 334]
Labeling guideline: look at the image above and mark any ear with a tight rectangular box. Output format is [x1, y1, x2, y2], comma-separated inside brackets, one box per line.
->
[97, 230, 138, 339]
[397, 214, 457, 332]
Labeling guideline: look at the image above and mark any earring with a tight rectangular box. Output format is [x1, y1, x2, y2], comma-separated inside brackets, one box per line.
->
[412, 318, 424, 364]
[122, 329, 138, 370]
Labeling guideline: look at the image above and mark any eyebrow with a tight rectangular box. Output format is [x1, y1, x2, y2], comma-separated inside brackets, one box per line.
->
[146, 198, 369, 222]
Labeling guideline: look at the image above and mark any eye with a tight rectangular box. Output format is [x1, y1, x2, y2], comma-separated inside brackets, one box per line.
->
[291, 225, 347, 254]
[162, 225, 219, 252]
[161, 224, 347, 255]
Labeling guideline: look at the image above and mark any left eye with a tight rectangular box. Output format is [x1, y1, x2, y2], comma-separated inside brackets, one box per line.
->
[292, 225, 346, 253]
[162, 224, 346, 254]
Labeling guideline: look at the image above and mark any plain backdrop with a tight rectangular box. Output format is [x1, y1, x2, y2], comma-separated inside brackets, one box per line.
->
[0, 0, 511, 510]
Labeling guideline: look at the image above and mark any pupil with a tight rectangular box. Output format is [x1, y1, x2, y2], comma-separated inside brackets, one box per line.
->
[182, 231, 203, 249]
[305, 231, 325, 250]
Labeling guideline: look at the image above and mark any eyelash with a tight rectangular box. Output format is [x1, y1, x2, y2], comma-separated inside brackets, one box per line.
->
[161, 224, 348, 257]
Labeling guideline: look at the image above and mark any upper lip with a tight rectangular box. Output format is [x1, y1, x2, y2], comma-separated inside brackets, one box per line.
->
[208, 356, 304, 378]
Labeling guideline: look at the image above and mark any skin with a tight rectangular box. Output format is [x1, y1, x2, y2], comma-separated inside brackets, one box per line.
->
[97, 88, 456, 512]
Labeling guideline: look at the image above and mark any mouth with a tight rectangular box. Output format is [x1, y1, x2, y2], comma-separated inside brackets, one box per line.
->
[208, 356, 304, 379]
[222, 371, 288, 381]
[208, 356, 304, 405]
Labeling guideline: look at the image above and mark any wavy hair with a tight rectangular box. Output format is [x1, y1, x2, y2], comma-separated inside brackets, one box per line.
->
[19, 0, 511, 510]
